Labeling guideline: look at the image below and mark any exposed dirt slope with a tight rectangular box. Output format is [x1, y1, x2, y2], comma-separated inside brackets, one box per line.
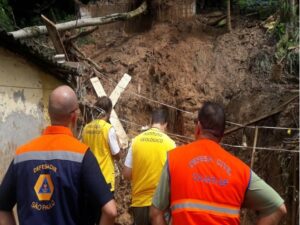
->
[79, 16, 298, 225]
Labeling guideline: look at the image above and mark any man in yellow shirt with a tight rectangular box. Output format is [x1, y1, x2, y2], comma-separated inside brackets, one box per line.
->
[82, 96, 121, 192]
[123, 108, 176, 225]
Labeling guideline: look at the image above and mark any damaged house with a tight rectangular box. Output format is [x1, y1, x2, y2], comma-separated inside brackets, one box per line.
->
[0, 29, 80, 179]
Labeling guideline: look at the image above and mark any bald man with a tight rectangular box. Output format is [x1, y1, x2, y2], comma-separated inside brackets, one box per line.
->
[0, 85, 117, 225]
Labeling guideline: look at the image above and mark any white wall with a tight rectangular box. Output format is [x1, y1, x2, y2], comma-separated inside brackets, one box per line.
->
[0, 47, 63, 180]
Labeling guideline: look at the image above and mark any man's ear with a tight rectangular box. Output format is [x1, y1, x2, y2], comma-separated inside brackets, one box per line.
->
[163, 122, 168, 129]
[70, 110, 78, 125]
[194, 122, 201, 140]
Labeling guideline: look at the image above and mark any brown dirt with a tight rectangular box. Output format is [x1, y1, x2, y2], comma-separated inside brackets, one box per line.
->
[78, 15, 298, 225]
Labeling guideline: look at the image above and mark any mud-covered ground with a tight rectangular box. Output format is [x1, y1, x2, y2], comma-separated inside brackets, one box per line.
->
[78, 15, 299, 225]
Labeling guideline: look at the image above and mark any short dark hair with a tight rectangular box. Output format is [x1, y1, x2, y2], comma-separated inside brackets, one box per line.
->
[151, 108, 168, 125]
[198, 102, 225, 139]
[95, 96, 112, 116]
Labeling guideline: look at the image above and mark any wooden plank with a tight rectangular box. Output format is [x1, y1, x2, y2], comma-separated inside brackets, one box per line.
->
[250, 127, 259, 169]
[90, 77, 106, 97]
[90, 76, 129, 148]
[110, 73, 132, 107]
[109, 110, 129, 148]
[41, 15, 69, 61]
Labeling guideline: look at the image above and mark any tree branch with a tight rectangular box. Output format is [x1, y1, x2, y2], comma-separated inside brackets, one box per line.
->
[9, 1, 147, 39]
[65, 26, 98, 43]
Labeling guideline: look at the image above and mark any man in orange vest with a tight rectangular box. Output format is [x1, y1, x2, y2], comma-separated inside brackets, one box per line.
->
[150, 102, 287, 225]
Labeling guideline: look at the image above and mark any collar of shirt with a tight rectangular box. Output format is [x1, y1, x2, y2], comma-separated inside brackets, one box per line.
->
[43, 126, 73, 137]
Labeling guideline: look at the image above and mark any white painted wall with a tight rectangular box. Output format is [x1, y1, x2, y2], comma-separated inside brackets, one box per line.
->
[0, 47, 63, 180]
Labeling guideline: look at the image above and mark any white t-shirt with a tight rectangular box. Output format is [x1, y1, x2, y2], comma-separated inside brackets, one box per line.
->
[108, 127, 120, 155]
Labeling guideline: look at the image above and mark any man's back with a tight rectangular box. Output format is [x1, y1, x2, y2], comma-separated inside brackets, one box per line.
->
[82, 119, 115, 191]
[131, 128, 175, 207]
[0, 126, 115, 225]
[168, 139, 250, 225]
[8, 126, 88, 225]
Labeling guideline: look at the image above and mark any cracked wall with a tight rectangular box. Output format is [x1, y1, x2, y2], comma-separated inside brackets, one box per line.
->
[0, 47, 63, 180]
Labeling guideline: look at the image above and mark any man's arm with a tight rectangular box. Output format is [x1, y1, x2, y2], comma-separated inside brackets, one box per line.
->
[0, 161, 17, 225]
[0, 211, 16, 225]
[81, 150, 117, 225]
[108, 127, 121, 160]
[122, 166, 132, 180]
[150, 163, 170, 225]
[122, 146, 133, 180]
[150, 206, 167, 225]
[256, 204, 286, 225]
[244, 171, 287, 225]
[99, 200, 118, 225]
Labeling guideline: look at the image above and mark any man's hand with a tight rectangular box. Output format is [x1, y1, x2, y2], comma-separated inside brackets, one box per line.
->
[150, 205, 167, 225]
[0, 211, 16, 225]
[99, 199, 117, 225]
[122, 166, 132, 180]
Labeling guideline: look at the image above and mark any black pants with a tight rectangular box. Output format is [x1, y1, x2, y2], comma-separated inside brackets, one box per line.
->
[131, 206, 151, 225]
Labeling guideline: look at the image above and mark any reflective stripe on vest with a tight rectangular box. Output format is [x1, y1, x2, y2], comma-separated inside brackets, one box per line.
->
[171, 199, 240, 218]
[14, 151, 85, 164]
[168, 139, 251, 225]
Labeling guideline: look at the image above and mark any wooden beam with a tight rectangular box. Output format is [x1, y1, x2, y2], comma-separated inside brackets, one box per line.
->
[90, 76, 130, 148]
[41, 15, 69, 61]
[109, 73, 131, 107]
[90, 76, 106, 97]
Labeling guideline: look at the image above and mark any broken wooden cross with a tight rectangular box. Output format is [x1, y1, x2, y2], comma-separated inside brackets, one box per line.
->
[90, 73, 131, 148]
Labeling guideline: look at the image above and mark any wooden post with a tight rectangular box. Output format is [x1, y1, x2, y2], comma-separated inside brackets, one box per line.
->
[291, 151, 298, 225]
[243, 126, 259, 224]
[250, 127, 259, 168]
[227, 0, 232, 32]
[41, 15, 69, 61]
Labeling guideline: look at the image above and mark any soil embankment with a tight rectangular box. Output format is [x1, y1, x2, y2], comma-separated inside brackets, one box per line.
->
[79, 16, 298, 225]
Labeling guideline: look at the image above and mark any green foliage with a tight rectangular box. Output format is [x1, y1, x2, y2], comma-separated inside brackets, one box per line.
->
[76, 36, 96, 47]
[279, 0, 292, 22]
[272, 1, 299, 76]
[237, 0, 279, 18]
[0, 0, 14, 31]
[51, 8, 76, 23]
[273, 22, 285, 39]
[274, 29, 299, 71]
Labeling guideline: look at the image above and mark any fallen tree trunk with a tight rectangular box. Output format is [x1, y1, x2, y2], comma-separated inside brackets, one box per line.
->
[9, 1, 147, 39]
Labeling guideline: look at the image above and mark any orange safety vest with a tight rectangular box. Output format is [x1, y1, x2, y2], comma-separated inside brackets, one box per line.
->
[168, 139, 251, 225]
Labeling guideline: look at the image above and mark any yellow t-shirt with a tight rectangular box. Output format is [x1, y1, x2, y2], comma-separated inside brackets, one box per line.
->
[82, 119, 115, 191]
[131, 128, 175, 207]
